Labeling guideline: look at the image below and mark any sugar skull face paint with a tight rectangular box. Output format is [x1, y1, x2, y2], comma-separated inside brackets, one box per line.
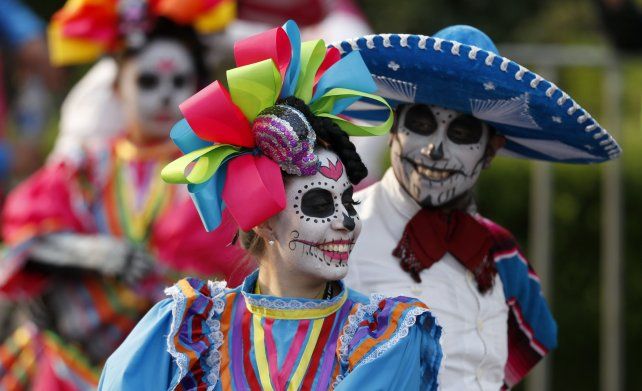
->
[268, 149, 361, 281]
[390, 104, 490, 207]
[119, 39, 197, 142]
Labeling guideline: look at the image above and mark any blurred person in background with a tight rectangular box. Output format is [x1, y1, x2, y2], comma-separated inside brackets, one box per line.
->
[0, 0, 247, 389]
[100, 20, 442, 390]
[49, 0, 392, 189]
[0, 0, 63, 196]
[336, 25, 621, 390]
[0, 0, 64, 358]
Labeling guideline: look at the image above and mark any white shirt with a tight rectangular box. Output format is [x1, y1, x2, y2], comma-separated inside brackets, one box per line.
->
[346, 169, 508, 391]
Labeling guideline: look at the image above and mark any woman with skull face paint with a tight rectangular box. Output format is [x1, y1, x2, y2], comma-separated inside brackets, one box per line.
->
[334, 25, 622, 390]
[0, 1, 241, 389]
[99, 21, 443, 391]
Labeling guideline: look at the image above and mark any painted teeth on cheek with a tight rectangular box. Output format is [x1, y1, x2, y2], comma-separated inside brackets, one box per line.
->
[299, 241, 351, 268]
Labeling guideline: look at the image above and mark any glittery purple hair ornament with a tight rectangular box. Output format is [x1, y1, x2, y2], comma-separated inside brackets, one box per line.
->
[253, 104, 319, 176]
[162, 20, 394, 232]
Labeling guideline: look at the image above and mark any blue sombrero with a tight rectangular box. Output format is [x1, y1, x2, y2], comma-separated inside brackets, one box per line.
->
[330, 25, 621, 163]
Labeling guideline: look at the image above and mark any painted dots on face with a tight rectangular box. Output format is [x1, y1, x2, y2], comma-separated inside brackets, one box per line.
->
[301, 188, 334, 218]
[390, 104, 491, 207]
[269, 149, 362, 281]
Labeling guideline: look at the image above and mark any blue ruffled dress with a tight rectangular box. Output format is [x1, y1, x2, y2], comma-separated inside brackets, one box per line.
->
[99, 271, 442, 390]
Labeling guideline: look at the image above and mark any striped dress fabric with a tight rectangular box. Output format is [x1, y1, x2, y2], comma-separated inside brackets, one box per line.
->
[0, 137, 246, 390]
[99, 271, 444, 390]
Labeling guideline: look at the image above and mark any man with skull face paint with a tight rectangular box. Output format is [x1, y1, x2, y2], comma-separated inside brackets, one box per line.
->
[0, 1, 240, 389]
[100, 21, 443, 390]
[335, 25, 622, 389]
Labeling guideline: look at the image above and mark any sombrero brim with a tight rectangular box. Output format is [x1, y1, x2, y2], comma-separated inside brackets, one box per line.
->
[330, 34, 621, 163]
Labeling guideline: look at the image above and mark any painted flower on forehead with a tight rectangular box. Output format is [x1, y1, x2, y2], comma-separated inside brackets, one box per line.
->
[48, 0, 236, 65]
[161, 20, 394, 232]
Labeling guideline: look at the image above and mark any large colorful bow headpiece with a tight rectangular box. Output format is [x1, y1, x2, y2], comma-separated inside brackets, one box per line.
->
[49, 0, 236, 65]
[161, 21, 393, 232]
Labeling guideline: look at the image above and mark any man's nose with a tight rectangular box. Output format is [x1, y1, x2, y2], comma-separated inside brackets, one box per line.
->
[421, 142, 444, 160]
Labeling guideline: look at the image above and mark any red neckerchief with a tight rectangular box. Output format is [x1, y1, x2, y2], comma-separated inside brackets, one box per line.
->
[392, 208, 497, 293]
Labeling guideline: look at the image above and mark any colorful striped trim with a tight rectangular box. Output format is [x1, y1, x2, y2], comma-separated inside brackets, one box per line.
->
[243, 290, 348, 320]
[109, 153, 173, 243]
[165, 278, 228, 390]
[337, 294, 384, 367]
[0, 324, 41, 391]
[262, 318, 309, 390]
[334, 295, 442, 390]
[215, 293, 236, 389]
[241, 272, 349, 320]
[240, 308, 261, 389]
[41, 331, 100, 386]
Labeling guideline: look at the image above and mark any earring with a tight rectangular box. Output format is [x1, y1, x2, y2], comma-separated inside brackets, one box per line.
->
[268, 240, 275, 246]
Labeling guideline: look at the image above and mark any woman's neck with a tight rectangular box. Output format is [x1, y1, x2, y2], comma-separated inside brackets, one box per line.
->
[126, 124, 166, 147]
[256, 260, 327, 299]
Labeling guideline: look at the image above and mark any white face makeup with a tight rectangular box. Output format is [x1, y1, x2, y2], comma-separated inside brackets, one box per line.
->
[268, 149, 361, 282]
[118, 39, 197, 142]
[390, 104, 490, 207]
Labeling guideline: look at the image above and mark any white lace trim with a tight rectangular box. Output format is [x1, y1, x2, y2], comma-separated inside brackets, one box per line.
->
[333, 296, 437, 389]
[164, 280, 227, 391]
[242, 288, 345, 311]
[360, 306, 430, 366]
[164, 285, 189, 389]
[243, 295, 337, 310]
[204, 280, 227, 390]
[336, 294, 384, 366]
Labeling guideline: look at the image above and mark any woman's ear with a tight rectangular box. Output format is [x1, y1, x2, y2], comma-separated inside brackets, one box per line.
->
[483, 134, 506, 169]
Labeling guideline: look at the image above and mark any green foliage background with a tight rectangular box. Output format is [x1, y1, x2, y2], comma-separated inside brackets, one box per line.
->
[22, 0, 642, 389]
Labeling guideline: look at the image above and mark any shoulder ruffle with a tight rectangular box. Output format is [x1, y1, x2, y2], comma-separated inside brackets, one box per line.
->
[164, 277, 228, 390]
[336, 295, 442, 389]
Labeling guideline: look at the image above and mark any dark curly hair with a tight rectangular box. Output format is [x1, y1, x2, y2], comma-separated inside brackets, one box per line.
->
[116, 16, 209, 88]
[277, 96, 368, 185]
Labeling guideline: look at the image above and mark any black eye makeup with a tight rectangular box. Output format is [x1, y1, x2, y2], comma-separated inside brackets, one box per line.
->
[300, 188, 334, 218]
[447, 114, 484, 144]
[137, 72, 160, 90]
[403, 104, 437, 136]
[341, 186, 359, 216]
[173, 74, 189, 89]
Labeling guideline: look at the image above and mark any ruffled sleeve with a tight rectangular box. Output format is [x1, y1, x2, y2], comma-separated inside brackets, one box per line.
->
[99, 299, 178, 390]
[335, 295, 443, 391]
[99, 277, 228, 391]
[164, 278, 228, 389]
